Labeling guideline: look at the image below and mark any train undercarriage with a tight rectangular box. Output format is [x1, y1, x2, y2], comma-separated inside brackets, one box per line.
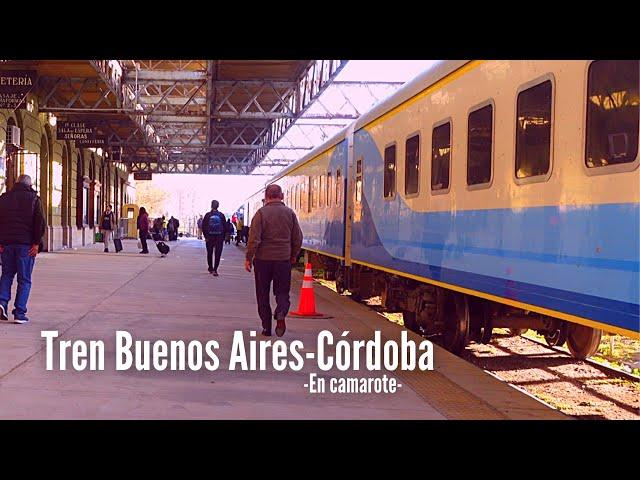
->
[309, 251, 603, 360]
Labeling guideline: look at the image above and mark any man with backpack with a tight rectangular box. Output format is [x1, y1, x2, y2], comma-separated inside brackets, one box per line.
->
[202, 200, 227, 276]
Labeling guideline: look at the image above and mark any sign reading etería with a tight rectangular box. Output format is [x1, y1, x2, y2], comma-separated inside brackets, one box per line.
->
[0, 70, 37, 109]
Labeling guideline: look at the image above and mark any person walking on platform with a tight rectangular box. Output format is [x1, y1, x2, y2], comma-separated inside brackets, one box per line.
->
[98, 204, 117, 253]
[168, 215, 179, 242]
[241, 225, 249, 245]
[245, 184, 303, 337]
[137, 207, 150, 254]
[235, 216, 244, 245]
[161, 215, 168, 241]
[152, 217, 162, 239]
[224, 219, 233, 244]
[202, 200, 227, 276]
[197, 215, 203, 239]
[0, 174, 46, 324]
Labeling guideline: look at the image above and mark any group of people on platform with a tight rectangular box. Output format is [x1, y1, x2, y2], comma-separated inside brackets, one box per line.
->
[94, 203, 182, 255]
[134, 210, 181, 254]
[0, 176, 304, 339]
[151, 215, 180, 242]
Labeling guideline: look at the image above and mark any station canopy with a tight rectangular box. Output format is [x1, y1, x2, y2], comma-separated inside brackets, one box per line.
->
[0, 60, 405, 175]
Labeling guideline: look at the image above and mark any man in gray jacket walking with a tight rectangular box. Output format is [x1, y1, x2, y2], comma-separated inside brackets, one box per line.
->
[245, 184, 303, 337]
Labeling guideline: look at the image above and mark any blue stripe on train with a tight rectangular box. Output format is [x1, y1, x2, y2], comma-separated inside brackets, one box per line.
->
[378, 236, 638, 272]
[351, 204, 640, 331]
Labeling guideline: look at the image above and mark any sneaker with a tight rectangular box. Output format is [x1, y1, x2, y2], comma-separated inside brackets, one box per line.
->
[261, 329, 272, 337]
[275, 319, 286, 337]
[104, 248, 109, 253]
[0, 304, 8, 321]
[140, 251, 149, 254]
[212, 270, 219, 277]
[13, 314, 29, 324]
[208, 267, 214, 273]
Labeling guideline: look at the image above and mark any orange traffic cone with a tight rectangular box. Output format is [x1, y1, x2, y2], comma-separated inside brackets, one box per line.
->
[289, 263, 332, 318]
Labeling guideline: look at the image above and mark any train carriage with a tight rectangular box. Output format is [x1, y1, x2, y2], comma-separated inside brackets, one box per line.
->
[245, 60, 640, 359]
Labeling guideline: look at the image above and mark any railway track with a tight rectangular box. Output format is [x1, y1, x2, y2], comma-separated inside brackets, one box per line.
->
[312, 275, 640, 420]
[519, 333, 639, 383]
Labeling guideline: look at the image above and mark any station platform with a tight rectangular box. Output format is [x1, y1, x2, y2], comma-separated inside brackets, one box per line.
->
[0, 238, 567, 420]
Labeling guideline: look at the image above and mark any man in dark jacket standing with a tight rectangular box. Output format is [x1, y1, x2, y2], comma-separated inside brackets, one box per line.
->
[0, 175, 46, 324]
[245, 184, 303, 337]
[202, 200, 227, 276]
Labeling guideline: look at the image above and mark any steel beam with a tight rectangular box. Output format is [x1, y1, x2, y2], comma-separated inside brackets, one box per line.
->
[125, 70, 207, 81]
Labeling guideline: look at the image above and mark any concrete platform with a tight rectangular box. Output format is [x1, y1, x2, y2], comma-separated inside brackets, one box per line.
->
[0, 238, 567, 420]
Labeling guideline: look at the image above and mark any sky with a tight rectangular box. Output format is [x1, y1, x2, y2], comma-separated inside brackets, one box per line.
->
[134, 60, 439, 219]
[151, 174, 266, 219]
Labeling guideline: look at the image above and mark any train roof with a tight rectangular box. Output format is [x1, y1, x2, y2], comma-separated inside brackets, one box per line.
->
[271, 60, 470, 182]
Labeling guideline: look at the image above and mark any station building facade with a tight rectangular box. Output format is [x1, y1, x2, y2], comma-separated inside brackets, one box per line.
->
[0, 94, 135, 251]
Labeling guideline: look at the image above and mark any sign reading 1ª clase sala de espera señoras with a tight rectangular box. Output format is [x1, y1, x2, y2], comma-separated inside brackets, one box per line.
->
[56, 121, 105, 147]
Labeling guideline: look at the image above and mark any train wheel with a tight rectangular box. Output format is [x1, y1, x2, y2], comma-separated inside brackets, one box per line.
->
[543, 322, 568, 347]
[402, 310, 420, 334]
[480, 305, 493, 344]
[566, 324, 602, 360]
[441, 292, 470, 355]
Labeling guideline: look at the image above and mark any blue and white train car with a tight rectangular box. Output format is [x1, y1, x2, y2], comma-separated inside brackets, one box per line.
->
[247, 60, 639, 359]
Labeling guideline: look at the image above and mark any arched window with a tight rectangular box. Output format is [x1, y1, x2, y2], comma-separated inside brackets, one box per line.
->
[76, 152, 87, 228]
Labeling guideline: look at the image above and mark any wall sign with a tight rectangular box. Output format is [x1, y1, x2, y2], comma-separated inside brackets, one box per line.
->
[133, 172, 152, 181]
[76, 136, 106, 148]
[0, 70, 37, 109]
[57, 121, 99, 142]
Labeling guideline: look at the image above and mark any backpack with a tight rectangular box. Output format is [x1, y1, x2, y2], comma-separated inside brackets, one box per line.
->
[207, 212, 224, 235]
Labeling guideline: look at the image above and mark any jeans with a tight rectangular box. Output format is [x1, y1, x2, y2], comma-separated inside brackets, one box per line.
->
[0, 244, 36, 316]
[100, 229, 112, 249]
[253, 259, 292, 331]
[139, 230, 149, 253]
[205, 235, 224, 271]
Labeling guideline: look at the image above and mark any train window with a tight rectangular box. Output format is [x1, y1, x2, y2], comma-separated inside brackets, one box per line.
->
[467, 104, 493, 186]
[307, 177, 312, 213]
[336, 169, 342, 206]
[515, 80, 552, 179]
[384, 144, 396, 198]
[327, 171, 332, 207]
[431, 122, 451, 191]
[586, 60, 639, 169]
[319, 175, 325, 207]
[312, 176, 318, 209]
[405, 135, 420, 195]
[355, 159, 363, 203]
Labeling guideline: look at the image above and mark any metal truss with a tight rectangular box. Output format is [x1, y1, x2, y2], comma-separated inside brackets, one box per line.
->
[24, 59, 407, 175]
[115, 59, 349, 174]
[127, 159, 285, 175]
[302, 80, 404, 119]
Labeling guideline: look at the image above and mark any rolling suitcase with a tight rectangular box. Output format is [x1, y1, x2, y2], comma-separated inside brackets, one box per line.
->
[153, 238, 170, 256]
[113, 237, 123, 253]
